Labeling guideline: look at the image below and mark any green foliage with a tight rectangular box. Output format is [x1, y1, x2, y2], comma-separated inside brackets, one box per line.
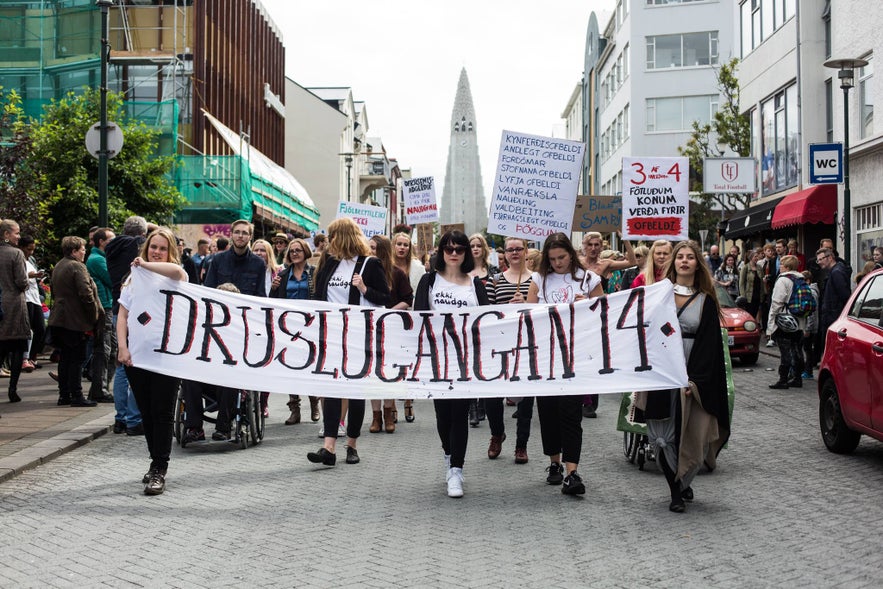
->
[29, 88, 184, 254]
[678, 58, 752, 242]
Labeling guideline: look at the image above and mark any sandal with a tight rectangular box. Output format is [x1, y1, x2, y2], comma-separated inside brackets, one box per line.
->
[404, 400, 415, 423]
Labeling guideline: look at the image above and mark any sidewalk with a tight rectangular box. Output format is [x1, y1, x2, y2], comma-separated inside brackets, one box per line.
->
[0, 359, 116, 483]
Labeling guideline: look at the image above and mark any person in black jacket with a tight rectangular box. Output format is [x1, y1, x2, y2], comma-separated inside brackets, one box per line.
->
[306, 218, 390, 468]
[413, 230, 490, 498]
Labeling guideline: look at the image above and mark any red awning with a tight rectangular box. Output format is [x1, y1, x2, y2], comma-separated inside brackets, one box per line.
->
[771, 184, 837, 229]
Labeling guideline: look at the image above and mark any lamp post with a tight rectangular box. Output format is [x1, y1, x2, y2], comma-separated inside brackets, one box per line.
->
[824, 57, 868, 268]
[96, 0, 113, 227]
[344, 155, 353, 202]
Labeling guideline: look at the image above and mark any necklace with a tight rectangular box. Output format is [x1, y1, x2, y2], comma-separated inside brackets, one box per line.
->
[673, 283, 696, 296]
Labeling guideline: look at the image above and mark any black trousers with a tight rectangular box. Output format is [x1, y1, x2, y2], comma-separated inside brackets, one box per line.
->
[322, 398, 365, 440]
[536, 394, 583, 465]
[774, 330, 804, 380]
[126, 366, 179, 472]
[485, 397, 534, 449]
[181, 381, 235, 432]
[434, 398, 470, 468]
[52, 326, 86, 400]
[26, 302, 45, 362]
[0, 339, 26, 396]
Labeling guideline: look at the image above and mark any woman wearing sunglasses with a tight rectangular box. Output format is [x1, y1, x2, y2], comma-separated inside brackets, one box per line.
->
[414, 231, 490, 498]
[526, 232, 604, 496]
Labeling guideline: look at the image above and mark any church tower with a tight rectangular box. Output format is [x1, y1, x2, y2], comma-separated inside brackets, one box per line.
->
[440, 68, 487, 235]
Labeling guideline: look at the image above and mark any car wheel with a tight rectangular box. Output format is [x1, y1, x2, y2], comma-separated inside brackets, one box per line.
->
[740, 353, 759, 366]
[819, 379, 861, 454]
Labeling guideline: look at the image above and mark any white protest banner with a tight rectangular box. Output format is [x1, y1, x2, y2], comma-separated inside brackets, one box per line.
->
[336, 201, 387, 238]
[622, 156, 689, 241]
[489, 130, 585, 240]
[402, 176, 439, 224]
[124, 267, 688, 399]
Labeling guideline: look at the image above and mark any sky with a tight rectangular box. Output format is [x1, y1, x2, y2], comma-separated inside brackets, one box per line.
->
[260, 0, 616, 201]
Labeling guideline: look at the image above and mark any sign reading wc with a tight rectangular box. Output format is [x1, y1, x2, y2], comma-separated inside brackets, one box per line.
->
[809, 143, 843, 184]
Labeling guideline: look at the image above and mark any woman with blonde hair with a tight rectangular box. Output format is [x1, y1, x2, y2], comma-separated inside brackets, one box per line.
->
[250, 238, 279, 295]
[630, 239, 673, 288]
[269, 238, 319, 424]
[307, 217, 390, 467]
[644, 240, 729, 512]
[392, 232, 426, 297]
[468, 233, 498, 284]
[117, 227, 188, 495]
[0, 219, 30, 405]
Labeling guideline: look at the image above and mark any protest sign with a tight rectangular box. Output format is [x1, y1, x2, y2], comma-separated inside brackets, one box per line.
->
[572, 195, 622, 233]
[402, 176, 439, 224]
[489, 130, 585, 240]
[123, 267, 688, 399]
[336, 201, 387, 238]
[622, 156, 689, 241]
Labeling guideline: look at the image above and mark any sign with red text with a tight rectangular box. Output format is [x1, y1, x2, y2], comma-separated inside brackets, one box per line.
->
[124, 268, 688, 399]
[336, 201, 387, 238]
[489, 130, 585, 240]
[622, 156, 689, 241]
[402, 176, 439, 224]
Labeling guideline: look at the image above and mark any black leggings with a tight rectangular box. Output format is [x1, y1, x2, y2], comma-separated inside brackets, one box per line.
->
[536, 394, 583, 465]
[322, 398, 365, 440]
[26, 302, 45, 362]
[126, 367, 179, 473]
[434, 398, 470, 468]
[485, 396, 534, 449]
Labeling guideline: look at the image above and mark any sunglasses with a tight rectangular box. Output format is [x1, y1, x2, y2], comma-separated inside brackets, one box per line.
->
[443, 245, 467, 255]
[289, 249, 304, 255]
[505, 247, 525, 253]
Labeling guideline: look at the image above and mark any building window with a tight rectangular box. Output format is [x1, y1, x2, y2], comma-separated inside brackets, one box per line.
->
[760, 84, 799, 195]
[740, 0, 797, 56]
[856, 202, 883, 264]
[623, 44, 630, 79]
[646, 95, 718, 132]
[647, 32, 718, 69]
[822, 0, 831, 59]
[859, 57, 873, 139]
[825, 78, 833, 142]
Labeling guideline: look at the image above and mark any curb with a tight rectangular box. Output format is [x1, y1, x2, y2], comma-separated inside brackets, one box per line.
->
[0, 414, 113, 483]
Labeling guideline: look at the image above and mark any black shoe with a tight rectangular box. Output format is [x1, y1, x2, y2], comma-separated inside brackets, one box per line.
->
[511, 410, 519, 419]
[126, 423, 145, 436]
[8, 390, 21, 403]
[182, 428, 205, 443]
[307, 447, 336, 466]
[681, 487, 694, 503]
[89, 394, 114, 403]
[468, 401, 480, 427]
[582, 405, 596, 418]
[70, 397, 97, 407]
[476, 404, 486, 421]
[142, 467, 156, 484]
[57, 397, 71, 406]
[546, 462, 564, 485]
[768, 381, 789, 390]
[786, 378, 803, 388]
[345, 446, 360, 464]
[211, 430, 230, 441]
[112, 420, 126, 434]
[144, 472, 165, 496]
[562, 471, 586, 495]
[669, 497, 686, 513]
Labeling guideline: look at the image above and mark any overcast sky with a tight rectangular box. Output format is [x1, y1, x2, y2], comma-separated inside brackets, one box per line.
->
[260, 0, 615, 201]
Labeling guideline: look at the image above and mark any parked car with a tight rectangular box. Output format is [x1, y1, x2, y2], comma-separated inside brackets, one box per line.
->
[716, 286, 761, 365]
[818, 266, 883, 453]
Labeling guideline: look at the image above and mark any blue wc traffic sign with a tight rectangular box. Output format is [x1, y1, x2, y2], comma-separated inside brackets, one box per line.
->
[809, 143, 843, 184]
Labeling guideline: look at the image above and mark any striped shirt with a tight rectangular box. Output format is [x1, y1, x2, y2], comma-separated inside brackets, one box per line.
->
[487, 272, 532, 305]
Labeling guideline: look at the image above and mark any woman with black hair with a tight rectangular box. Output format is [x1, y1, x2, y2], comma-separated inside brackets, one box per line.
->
[526, 232, 604, 496]
[414, 230, 490, 498]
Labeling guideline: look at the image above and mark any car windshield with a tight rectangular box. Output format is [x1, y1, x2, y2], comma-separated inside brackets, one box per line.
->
[715, 286, 736, 308]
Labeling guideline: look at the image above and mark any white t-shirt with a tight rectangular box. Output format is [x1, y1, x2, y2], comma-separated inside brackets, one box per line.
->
[429, 274, 478, 310]
[24, 259, 41, 305]
[119, 279, 134, 311]
[325, 258, 380, 307]
[531, 268, 601, 304]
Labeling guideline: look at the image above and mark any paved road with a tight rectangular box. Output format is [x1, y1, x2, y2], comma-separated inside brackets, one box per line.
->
[1, 352, 881, 588]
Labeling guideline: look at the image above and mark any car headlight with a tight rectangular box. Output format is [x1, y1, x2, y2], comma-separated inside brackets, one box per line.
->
[743, 320, 757, 332]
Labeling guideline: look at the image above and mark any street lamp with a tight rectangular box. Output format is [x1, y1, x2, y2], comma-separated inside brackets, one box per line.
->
[96, 0, 113, 227]
[824, 57, 868, 268]
[344, 155, 353, 201]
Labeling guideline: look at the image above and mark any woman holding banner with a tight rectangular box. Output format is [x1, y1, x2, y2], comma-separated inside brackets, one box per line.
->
[644, 240, 729, 513]
[116, 228, 187, 496]
[306, 218, 390, 468]
[392, 232, 425, 423]
[414, 230, 490, 498]
[466, 233, 498, 426]
[630, 239, 672, 288]
[484, 237, 534, 464]
[526, 233, 604, 496]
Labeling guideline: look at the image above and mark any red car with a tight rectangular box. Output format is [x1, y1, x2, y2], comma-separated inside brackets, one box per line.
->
[716, 286, 761, 365]
[818, 266, 883, 453]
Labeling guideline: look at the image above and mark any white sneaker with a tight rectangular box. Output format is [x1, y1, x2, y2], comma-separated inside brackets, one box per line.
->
[317, 426, 324, 438]
[337, 423, 347, 437]
[447, 467, 464, 498]
[766, 338, 775, 348]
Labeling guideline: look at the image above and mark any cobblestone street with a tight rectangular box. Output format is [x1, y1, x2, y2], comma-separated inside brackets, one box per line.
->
[1, 351, 882, 587]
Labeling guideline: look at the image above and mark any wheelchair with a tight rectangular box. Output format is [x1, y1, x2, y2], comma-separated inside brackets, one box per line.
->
[173, 381, 264, 450]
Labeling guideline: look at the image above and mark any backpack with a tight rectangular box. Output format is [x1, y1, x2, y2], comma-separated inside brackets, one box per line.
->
[786, 275, 816, 318]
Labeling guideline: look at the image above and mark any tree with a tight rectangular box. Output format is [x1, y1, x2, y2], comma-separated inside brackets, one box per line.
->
[679, 58, 751, 243]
